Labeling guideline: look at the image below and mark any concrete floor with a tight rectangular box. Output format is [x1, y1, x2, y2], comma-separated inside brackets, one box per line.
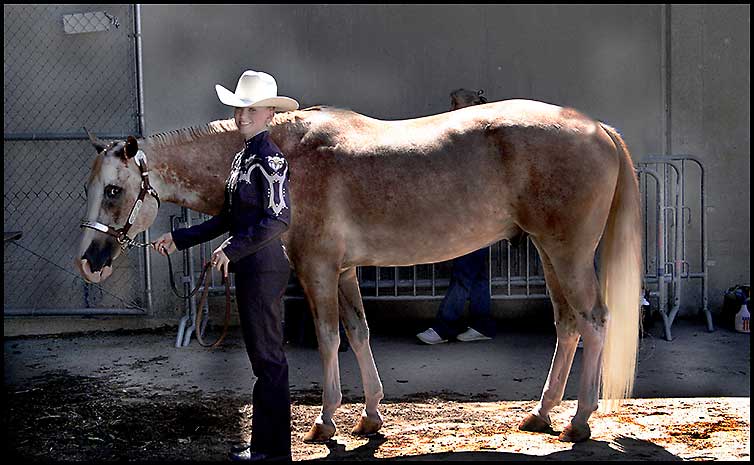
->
[4, 317, 750, 402]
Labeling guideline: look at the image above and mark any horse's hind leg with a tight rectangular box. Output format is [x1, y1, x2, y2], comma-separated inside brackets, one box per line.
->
[338, 267, 385, 436]
[541, 243, 608, 443]
[297, 263, 343, 443]
[519, 240, 580, 433]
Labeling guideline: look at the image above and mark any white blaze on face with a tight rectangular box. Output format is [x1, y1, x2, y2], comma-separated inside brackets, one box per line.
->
[79, 175, 104, 257]
[77, 159, 121, 283]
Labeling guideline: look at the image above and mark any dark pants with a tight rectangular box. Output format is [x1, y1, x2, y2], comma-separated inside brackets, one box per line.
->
[433, 247, 496, 340]
[234, 268, 291, 456]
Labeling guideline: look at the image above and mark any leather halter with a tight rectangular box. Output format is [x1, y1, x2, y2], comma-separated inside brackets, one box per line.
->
[80, 147, 161, 251]
[79, 143, 230, 348]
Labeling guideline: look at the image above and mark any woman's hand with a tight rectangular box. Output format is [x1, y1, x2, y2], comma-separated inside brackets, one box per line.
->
[152, 232, 176, 256]
[211, 246, 230, 278]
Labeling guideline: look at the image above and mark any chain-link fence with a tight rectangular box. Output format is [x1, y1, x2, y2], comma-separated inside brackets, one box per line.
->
[4, 4, 145, 314]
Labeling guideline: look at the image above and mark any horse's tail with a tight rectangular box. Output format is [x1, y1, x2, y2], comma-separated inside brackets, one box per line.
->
[597, 123, 643, 412]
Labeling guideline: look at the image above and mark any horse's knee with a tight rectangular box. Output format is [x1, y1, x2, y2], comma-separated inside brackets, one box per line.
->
[315, 324, 341, 353]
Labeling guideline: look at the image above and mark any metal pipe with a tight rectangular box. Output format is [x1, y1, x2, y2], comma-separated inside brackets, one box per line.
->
[655, 161, 682, 317]
[431, 263, 436, 296]
[4, 308, 145, 316]
[639, 167, 670, 339]
[133, 4, 146, 137]
[645, 155, 711, 331]
[4, 133, 133, 141]
[412, 265, 417, 296]
[131, 5, 153, 314]
[352, 294, 550, 301]
[525, 237, 531, 296]
[506, 241, 511, 296]
[394, 266, 398, 296]
[185, 209, 197, 336]
[175, 315, 189, 348]
[488, 245, 492, 298]
[672, 162, 683, 324]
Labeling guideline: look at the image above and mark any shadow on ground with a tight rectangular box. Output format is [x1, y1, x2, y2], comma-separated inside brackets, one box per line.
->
[312, 435, 683, 461]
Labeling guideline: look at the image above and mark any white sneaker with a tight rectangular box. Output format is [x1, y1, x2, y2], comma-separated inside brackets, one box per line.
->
[456, 327, 492, 342]
[416, 328, 448, 345]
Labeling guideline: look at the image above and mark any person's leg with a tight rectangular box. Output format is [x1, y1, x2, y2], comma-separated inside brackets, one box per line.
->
[468, 279, 495, 337]
[235, 269, 292, 457]
[432, 267, 469, 339]
[467, 248, 495, 337]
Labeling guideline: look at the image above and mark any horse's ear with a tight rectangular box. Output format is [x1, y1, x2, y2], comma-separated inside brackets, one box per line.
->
[125, 136, 139, 159]
[84, 127, 107, 154]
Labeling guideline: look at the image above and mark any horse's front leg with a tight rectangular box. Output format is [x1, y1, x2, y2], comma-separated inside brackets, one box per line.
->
[297, 264, 342, 443]
[338, 267, 384, 436]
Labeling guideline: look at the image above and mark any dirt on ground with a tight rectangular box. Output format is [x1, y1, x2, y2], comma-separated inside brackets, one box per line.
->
[4, 320, 750, 461]
[5, 370, 749, 461]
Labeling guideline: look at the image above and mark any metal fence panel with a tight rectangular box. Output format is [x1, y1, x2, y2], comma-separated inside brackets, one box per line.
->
[4, 4, 144, 313]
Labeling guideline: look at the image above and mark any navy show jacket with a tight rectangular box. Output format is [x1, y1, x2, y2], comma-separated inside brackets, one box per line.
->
[172, 130, 291, 273]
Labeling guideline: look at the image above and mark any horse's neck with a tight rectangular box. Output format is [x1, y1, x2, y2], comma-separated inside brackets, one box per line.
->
[142, 132, 241, 216]
[140, 115, 307, 216]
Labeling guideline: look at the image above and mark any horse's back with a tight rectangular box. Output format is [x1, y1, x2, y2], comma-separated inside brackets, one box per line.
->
[295, 100, 611, 158]
[281, 100, 621, 267]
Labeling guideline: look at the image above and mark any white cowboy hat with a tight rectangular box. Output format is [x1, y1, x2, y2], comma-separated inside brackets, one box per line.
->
[215, 70, 299, 111]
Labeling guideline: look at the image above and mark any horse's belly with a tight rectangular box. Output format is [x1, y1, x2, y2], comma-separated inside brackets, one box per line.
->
[343, 216, 520, 267]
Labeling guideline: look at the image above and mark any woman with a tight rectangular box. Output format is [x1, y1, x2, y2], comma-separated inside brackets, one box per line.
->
[153, 70, 298, 462]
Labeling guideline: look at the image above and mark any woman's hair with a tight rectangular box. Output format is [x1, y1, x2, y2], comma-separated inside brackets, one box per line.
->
[450, 88, 487, 109]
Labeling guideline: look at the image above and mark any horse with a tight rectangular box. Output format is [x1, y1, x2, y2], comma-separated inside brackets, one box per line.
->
[75, 99, 642, 444]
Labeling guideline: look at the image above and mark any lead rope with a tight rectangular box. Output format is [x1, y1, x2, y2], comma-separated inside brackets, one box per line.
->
[164, 252, 231, 348]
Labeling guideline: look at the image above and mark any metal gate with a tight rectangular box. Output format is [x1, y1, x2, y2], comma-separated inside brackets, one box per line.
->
[638, 156, 712, 340]
[3, 4, 147, 315]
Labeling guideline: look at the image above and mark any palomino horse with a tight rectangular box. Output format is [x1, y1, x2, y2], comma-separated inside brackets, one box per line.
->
[76, 99, 642, 443]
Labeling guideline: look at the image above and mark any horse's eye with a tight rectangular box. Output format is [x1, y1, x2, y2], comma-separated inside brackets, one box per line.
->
[104, 185, 122, 199]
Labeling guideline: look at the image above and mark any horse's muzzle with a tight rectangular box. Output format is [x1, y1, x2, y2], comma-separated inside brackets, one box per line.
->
[78, 238, 118, 283]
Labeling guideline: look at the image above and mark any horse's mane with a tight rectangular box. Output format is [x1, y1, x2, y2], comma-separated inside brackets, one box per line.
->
[146, 107, 355, 148]
[147, 119, 238, 147]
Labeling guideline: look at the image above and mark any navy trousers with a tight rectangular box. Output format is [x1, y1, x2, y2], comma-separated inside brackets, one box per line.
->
[433, 247, 496, 340]
[234, 267, 291, 456]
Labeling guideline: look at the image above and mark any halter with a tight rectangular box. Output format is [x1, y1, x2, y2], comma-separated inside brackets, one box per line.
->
[80, 148, 161, 251]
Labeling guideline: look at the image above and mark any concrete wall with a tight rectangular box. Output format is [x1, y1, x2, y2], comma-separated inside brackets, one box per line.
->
[135, 4, 749, 324]
[7, 5, 745, 336]
[669, 5, 750, 315]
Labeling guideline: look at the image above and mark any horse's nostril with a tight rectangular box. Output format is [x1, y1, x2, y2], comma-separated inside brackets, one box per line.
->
[83, 239, 117, 273]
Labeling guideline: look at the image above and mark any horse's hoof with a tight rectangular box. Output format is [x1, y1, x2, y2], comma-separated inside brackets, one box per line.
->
[303, 421, 336, 443]
[558, 423, 591, 442]
[351, 412, 383, 436]
[518, 413, 551, 433]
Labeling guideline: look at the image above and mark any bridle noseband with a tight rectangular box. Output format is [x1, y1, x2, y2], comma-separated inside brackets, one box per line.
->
[80, 147, 160, 251]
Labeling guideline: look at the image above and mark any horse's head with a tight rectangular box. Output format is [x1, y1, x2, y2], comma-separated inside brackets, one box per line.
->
[75, 132, 160, 283]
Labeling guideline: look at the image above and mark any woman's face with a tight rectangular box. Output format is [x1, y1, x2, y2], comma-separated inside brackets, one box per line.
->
[234, 106, 275, 138]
